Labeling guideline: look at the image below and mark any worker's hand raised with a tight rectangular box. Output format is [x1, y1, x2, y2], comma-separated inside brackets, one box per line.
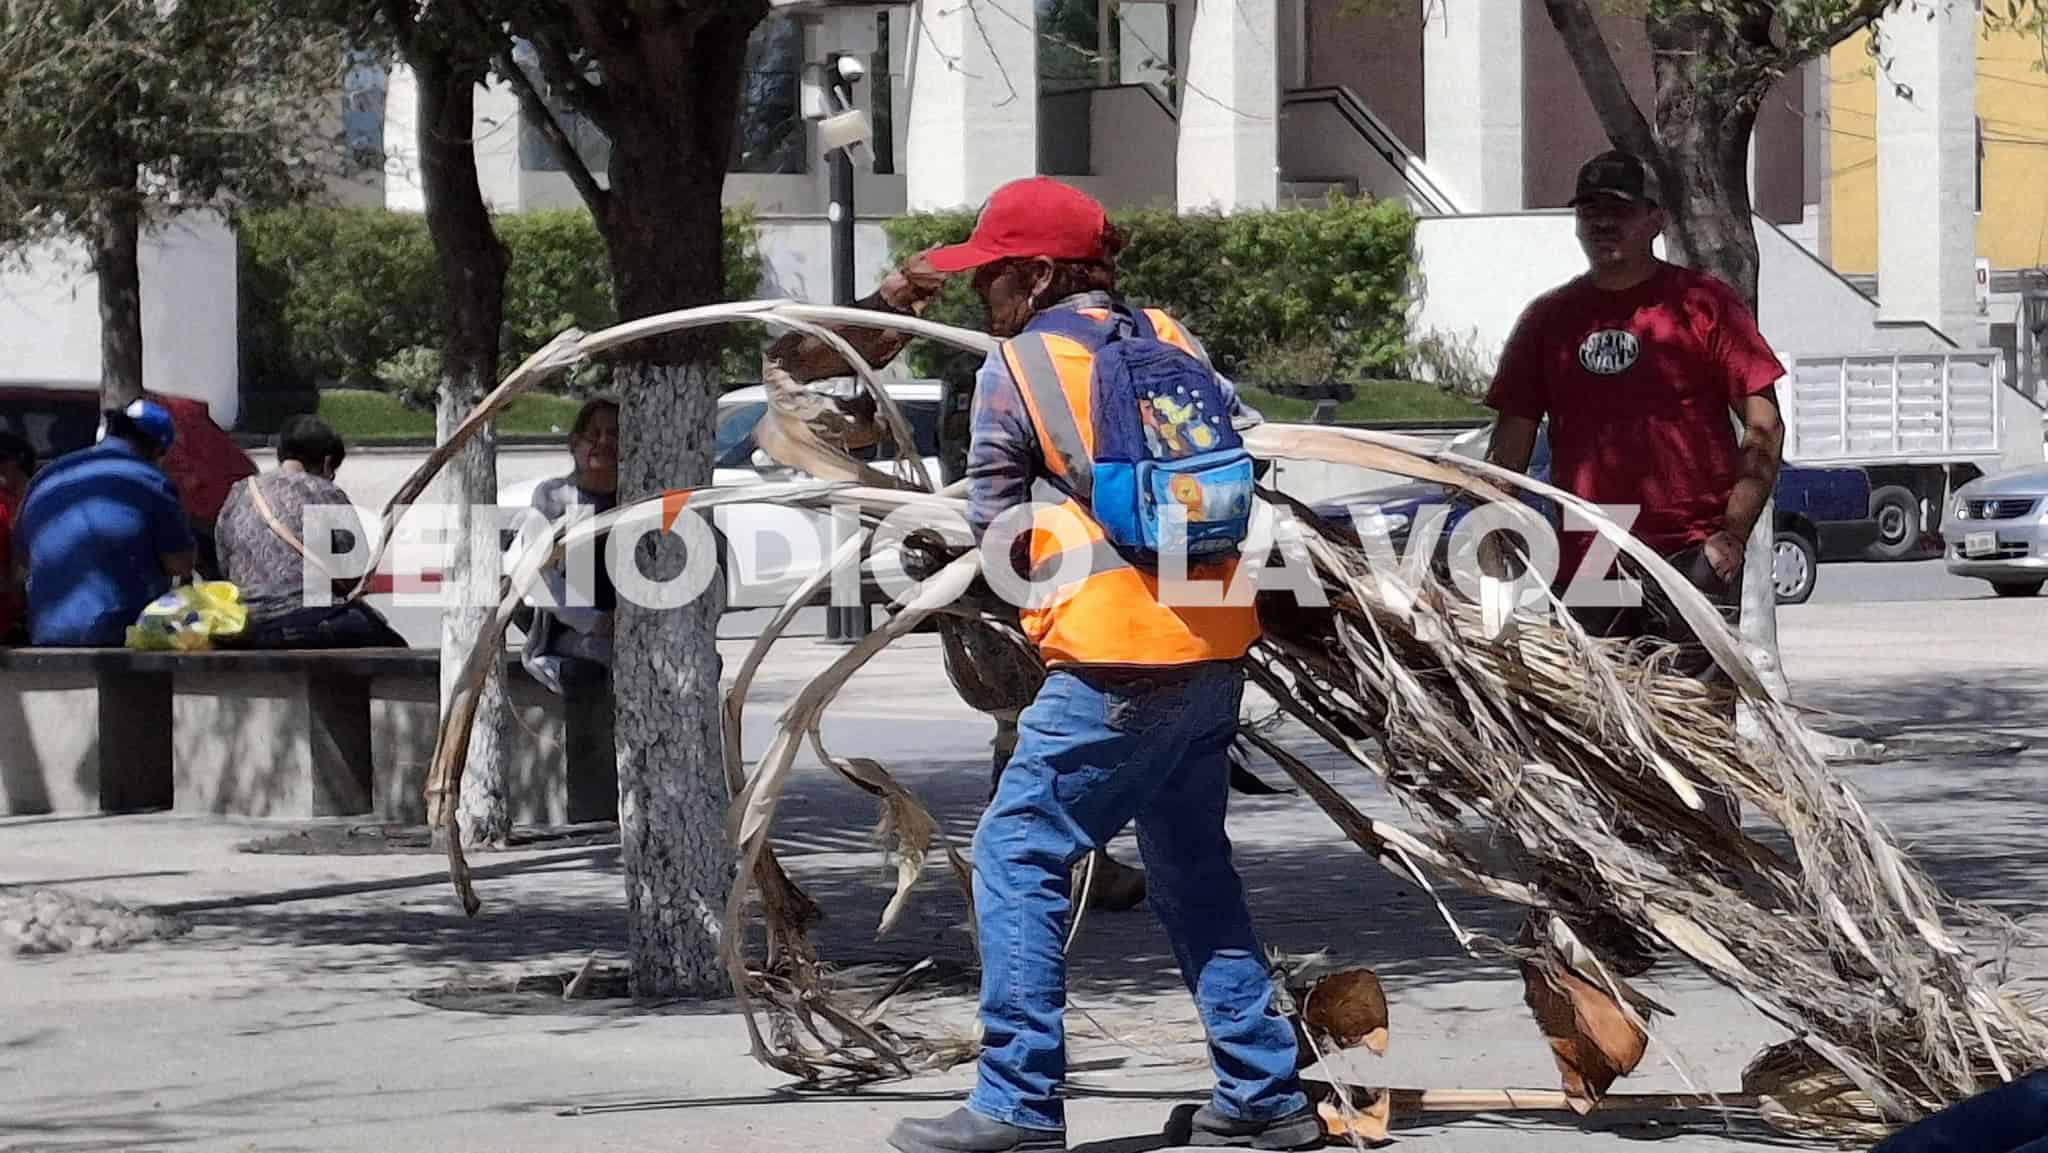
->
[880, 253, 950, 314]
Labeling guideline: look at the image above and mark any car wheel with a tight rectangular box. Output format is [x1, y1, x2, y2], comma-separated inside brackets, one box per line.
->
[1991, 580, 2044, 598]
[1772, 530, 1818, 605]
[1865, 484, 1921, 560]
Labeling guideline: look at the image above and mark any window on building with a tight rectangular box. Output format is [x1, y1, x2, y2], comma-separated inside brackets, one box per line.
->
[1975, 115, 1984, 215]
[1115, 2, 1174, 91]
[872, 9, 896, 175]
[1039, 0, 1102, 93]
[340, 47, 386, 171]
[732, 15, 807, 174]
[1035, 1, 1175, 95]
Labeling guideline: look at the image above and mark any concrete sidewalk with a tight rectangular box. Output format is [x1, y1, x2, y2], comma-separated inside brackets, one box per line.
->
[3, 617, 2045, 1152]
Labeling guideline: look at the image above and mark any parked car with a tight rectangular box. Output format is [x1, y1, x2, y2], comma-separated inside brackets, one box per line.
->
[1944, 464, 2048, 597]
[1306, 424, 1871, 605]
[0, 385, 259, 577]
[497, 382, 945, 609]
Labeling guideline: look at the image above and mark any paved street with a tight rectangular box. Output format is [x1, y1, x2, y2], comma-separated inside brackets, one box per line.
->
[1808, 558, 1992, 604]
[3, 588, 2045, 1152]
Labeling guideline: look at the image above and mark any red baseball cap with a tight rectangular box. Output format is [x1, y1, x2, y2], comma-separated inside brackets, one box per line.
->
[922, 177, 1113, 274]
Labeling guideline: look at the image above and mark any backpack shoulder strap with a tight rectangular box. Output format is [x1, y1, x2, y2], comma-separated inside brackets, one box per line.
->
[1001, 333, 1095, 499]
[1140, 309, 1210, 367]
[1027, 306, 1113, 347]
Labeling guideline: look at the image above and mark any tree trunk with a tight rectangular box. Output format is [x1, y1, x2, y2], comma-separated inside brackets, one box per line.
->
[1644, 25, 1795, 707]
[612, 359, 731, 999]
[604, 111, 740, 1000]
[542, 5, 760, 999]
[416, 53, 513, 848]
[90, 189, 145, 411]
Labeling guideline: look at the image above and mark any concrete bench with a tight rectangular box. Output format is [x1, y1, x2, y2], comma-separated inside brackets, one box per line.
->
[0, 648, 616, 822]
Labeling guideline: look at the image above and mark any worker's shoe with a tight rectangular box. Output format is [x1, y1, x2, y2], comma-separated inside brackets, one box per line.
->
[1074, 851, 1147, 913]
[1186, 1104, 1326, 1150]
[887, 1107, 1065, 1153]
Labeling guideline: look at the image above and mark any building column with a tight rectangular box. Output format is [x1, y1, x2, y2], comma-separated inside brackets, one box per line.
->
[1876, 0, 1978, 342]
[474, 76, 525, 213]
[1176, 0, 1279, 213]
[1421, 0, 1522, 213]
[1808, 57, 1831, 261]
[381, 63, 424, 214]
[906, 0, 1037, 211]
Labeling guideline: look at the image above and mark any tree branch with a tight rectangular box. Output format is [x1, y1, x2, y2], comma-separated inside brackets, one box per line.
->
[1742, 0, 1897, 95]
[563, 0, 635, 63]
[1542, 0, 1659, 159]
[494, 42, 610, 223]
[1808, 0, 1901, 56]
[526, 27, 615, 137]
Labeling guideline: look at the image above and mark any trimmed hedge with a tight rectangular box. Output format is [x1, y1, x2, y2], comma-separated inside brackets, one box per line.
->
[240, 200, 1417, 430]
[883, 197, 1418, 381]
[238, 206, 764, 418]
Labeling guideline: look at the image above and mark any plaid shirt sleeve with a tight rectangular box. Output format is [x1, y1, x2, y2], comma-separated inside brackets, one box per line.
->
[964, 349, 1039, 545]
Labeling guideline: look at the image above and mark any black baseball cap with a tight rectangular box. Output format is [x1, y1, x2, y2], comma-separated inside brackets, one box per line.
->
[1571, 150, 1659, 207]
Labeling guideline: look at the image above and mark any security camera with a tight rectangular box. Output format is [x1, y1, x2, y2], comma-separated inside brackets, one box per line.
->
[835, 55, 866, 83]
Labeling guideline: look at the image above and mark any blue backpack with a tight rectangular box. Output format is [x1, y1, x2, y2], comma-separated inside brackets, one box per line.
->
[1012, 307, 1254, 563]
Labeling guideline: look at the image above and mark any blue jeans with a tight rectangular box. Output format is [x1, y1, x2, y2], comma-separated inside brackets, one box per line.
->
[968, 662, 1306, 1132]
[1873, 1071, 2048, 1153]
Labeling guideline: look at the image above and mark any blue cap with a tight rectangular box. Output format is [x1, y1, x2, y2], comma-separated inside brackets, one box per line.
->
[110, 398, 176, 451]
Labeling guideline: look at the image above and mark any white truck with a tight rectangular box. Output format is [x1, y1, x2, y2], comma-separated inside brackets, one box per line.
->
[1779, 350, 2042, 560]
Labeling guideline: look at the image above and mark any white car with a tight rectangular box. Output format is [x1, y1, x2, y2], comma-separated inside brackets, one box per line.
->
[1944, 463, 2048, 598]
[498, 382, 947, 609]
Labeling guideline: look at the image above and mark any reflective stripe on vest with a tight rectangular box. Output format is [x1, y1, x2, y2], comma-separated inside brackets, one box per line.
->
[999, 311, 1260, 667]
[1002, 334, 1094, 498]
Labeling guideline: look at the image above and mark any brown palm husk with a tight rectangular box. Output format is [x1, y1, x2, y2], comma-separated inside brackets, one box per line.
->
[392, 303, 2047, 1134]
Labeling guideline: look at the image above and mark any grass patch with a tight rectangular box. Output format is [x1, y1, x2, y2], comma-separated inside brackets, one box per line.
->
[317, 389, 586, 440]
[1239, 381, 1487, 423]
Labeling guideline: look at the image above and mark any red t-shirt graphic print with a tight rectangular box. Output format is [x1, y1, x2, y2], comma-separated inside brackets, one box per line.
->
[1486, 263, 1785, 577]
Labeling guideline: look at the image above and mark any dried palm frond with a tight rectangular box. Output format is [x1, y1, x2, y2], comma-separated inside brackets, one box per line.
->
[388, 301, 2046, 1132]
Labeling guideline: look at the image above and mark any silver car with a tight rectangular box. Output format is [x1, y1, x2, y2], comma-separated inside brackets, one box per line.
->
[1945, 464, 2048, 597]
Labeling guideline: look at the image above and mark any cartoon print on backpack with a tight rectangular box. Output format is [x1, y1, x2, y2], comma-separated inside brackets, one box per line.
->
[1140, 389, 1221, 458]
[1070, 305, 1256, 559]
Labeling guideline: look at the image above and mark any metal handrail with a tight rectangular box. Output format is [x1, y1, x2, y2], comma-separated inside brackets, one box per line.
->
[1281, 85, 1462, 215]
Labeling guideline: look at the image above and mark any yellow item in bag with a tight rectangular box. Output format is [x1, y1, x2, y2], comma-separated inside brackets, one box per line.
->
[125, 580, 250, 652]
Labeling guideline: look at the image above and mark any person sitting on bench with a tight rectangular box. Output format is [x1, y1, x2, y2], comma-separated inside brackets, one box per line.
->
[520, 396, 620, 695]
[216, 416, 404, 650]
[17, 400, 195, 646]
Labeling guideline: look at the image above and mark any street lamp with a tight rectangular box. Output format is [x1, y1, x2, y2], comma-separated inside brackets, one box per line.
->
[811, 50, 874, 643]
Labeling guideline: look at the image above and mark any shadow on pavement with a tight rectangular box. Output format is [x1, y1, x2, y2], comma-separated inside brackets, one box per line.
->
[1795, 667, 2048, 741]
[158, 846, 619, 915]
[145, 678, 2048, 1015]
[0, 869, 189, 890]
[162, 741, 1519, 999]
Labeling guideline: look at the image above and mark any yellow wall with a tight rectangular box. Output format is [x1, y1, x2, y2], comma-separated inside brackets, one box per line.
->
[1827, 24, 2048, 275]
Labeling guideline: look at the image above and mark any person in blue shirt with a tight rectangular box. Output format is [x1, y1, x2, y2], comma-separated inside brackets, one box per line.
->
[15, 399, 195, 646]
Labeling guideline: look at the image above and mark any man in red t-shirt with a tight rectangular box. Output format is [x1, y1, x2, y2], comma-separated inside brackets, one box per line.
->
[1485, 149, 1786, 677]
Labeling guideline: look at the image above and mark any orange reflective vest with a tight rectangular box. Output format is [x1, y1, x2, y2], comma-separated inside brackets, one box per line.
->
[998, 307, 1261, 667]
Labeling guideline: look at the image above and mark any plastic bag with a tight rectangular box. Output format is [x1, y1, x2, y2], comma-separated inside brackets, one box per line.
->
[124, 580, 249, 651]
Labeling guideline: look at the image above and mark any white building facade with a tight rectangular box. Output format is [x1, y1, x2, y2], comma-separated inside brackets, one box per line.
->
[378, 0, 1985, 358]
[0, 1, 2006, 424]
